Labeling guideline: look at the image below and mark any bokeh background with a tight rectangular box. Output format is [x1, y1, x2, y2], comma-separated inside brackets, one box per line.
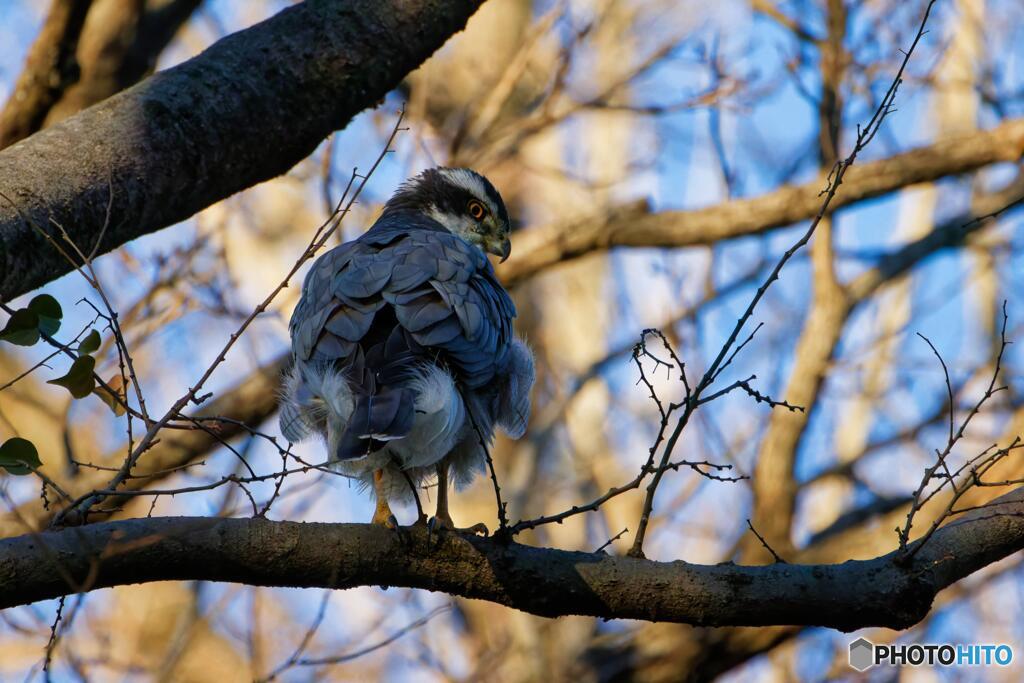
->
[2, 0, 1024, 680]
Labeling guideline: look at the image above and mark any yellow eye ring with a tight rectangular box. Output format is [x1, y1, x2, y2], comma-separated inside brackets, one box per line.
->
[467, 200, 486, 220]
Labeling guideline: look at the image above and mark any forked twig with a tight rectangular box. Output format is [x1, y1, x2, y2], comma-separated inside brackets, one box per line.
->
[627, 0, 938, 558]
[896, 302, 1019, 563]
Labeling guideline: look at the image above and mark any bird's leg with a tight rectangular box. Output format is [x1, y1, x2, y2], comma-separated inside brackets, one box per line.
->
[370, 468, 399, 529]
[434, 460, 454, 529]
[429, 461, 488, 537]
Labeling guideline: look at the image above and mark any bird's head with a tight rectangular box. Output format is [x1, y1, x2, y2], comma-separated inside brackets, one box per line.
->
[383, 167, 512, 262]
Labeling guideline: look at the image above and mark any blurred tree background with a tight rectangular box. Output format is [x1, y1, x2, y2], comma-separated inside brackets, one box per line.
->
[1, 0, 1024, 680]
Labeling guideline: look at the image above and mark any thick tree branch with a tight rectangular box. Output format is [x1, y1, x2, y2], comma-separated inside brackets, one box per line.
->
[41, 0, 205, 128]
[0, 0, 483, 301]
[498, 119, 1024, 285]
[2, 486, 1023, 630]
[0, 0, 202, 151]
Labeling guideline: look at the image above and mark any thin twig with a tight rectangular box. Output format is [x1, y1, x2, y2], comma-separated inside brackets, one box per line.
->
[627, 0, 938, 558]
[257, 590, 333, 682]
[746, 519, 787, 563]
[42, 595, 66, 681]
[52, 110, 408, 526]
[294, 605, 451, 668]
[594, 527, 628, 554]
[465, 400, 508, 537]
[897, 302, 1018, 563]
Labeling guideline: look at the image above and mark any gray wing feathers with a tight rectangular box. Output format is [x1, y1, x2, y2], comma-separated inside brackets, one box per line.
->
[283, 220, 524, 465]
[293, 228, 512, 372]
[324, 304, 375, 341]
[334, 259, 392, 298]
[393, 294, 450, 332]
[414, 316, 463, 345]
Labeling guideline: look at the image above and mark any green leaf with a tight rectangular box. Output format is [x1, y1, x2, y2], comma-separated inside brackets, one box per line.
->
[79, 329, 101, 355]
[0, 308, 40, 346]
[0, 437, 42, 475]
[47, 355, 96, 399]
[0, 295, 65, 345]
[28, 294, 62, 336]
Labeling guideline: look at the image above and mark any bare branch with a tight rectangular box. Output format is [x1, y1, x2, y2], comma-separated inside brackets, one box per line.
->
[747, 519, 788, 564]
[2, 487, 1023, 630]
[0, 0, 93, 149]
[0, 0, 485, 301]
[498, 118, 1024, 286]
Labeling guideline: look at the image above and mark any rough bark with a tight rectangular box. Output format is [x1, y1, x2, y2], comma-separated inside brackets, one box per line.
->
[42, 0, 205, 128]
[0, 0, 483, 301]
[0, 0, 202, 152]
[2, 485, 1023, 629]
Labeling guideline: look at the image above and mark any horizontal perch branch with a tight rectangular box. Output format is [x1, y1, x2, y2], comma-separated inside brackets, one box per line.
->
[3, 486, 1023, 631]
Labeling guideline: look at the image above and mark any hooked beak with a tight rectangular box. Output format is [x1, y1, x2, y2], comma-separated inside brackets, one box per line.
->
[486, 230, 511, 263]
[482, 216, 512, 263]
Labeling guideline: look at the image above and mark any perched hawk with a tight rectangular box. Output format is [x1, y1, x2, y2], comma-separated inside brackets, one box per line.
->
[280, 167, 534, 532]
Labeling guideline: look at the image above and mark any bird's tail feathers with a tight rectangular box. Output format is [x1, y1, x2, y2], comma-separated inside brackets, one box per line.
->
[335, 386, 416, 461]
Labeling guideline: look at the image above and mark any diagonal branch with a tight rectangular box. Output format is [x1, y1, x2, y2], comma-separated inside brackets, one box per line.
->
[0, 0, 484, 301]
[497, 118, 1024, 286]
[0, 0, 94, 149]
[40, 0, 205, 128]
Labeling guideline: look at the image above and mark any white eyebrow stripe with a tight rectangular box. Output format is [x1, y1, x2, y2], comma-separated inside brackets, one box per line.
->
[439, 168, 499, 216]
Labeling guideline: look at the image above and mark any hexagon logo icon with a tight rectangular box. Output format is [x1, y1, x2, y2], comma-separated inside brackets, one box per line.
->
[849, 637, 875, 671]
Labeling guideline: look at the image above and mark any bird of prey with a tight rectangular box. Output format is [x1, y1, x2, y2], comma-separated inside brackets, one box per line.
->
[279, 167, 534, 533]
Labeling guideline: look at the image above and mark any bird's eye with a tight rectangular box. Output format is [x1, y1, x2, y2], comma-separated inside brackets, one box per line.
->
[467, 200, 486, 220]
